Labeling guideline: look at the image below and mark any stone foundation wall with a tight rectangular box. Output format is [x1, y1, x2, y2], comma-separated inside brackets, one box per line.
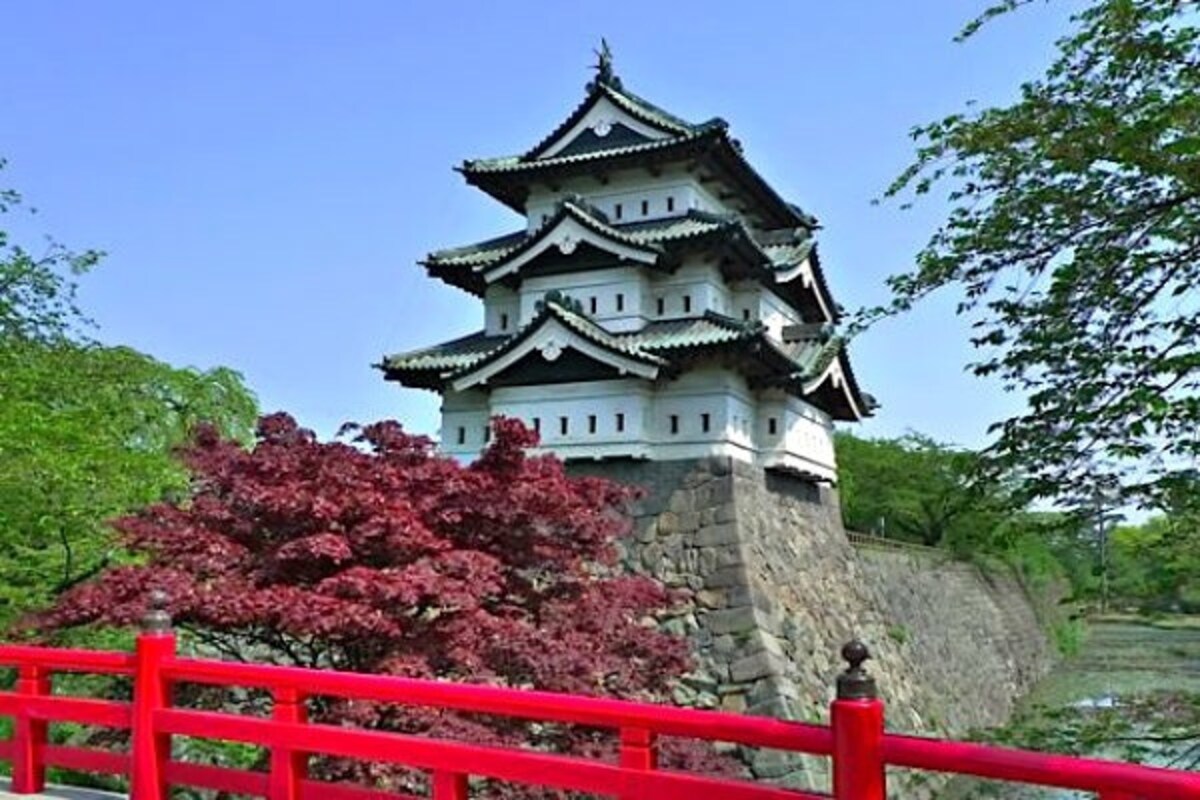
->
[569, 457, 1057, 794]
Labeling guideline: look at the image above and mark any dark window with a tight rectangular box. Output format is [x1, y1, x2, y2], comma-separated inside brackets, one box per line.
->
[456, 426, 466, 445]
[769, 417, 778, 436]
[641, 199, 649, 216]
[743, 308, 751, 321]
[589, 296, 597, 314]
[483, 425, 490, 443]
[616, 293, 625, 311]
[670, 415, 680, 435]
[560, 416, 569, 435]
[667, 196, 675, 212]
[657, 297, 665, 316]
[500, 312, 509, 330]
[614, 203, 623, 220]
[683, 295, 692, 313]
[533, 417, 541, 434]
[588, 414, 597, 434]
[701, 413, 711, 433]
[615, 412, 625, 432]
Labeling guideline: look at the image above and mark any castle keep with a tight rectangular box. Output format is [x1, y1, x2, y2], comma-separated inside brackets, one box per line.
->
[380, 47, 873, 482]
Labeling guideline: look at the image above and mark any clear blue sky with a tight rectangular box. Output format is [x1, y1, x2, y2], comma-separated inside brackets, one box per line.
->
[2, 1, 1080, 445]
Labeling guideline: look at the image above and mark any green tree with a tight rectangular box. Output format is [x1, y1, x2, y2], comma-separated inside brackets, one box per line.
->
[0, 160, 101, 344]
[836, 431, 1011, 548]
[875, 0, 1200, 509]
[1111, 513, 1200, 608]
[0, 161, 258, 626]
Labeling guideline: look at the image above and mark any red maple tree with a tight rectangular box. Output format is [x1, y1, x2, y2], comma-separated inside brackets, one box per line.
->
[37, 413, 731, 792]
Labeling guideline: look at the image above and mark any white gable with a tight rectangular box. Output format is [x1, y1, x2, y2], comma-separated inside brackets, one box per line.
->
[484, 215, 658, 283]
[538, 97, 673, 160]
[451, 317, 660, 392]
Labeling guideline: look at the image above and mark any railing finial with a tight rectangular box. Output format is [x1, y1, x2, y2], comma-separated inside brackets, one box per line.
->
[837, 639, 877, 700]
[142, 589, 172, 633]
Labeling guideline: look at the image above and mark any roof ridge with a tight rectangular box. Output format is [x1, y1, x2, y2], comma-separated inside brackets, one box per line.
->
[463, 125, 726, 172]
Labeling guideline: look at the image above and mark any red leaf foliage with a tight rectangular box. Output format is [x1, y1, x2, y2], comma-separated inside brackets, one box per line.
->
[36, 414, 737, 792]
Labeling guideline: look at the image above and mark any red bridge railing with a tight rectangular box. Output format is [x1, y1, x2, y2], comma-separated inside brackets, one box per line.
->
[0, 595, 1197, 800]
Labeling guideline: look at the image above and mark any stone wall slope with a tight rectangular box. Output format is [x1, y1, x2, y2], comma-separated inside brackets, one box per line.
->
[570, 457, 1058, 791]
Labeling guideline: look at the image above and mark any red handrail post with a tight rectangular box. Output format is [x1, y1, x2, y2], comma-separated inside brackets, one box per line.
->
[11, 664, 50, 794]
[269, 687, 308, 800]
[432, 770, 468, 799]
[831, 641, 885, 800]
[619, 726, 657, 800]
[130, 592, 175, 800]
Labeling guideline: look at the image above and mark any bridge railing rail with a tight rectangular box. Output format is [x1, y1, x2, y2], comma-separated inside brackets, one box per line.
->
[0, 594, 1196, 800]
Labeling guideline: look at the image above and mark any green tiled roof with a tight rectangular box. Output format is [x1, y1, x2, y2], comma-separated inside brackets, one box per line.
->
[383, 310, 775, 379]
[465, 124, 726, 174]
[424, 207, 731, 270]
[763, 239, 815, 269]
[538, 299, 668, 366]
[627, 314, 759, 351]
[380, 305, 873, 418]
[382, 331, 509, 373]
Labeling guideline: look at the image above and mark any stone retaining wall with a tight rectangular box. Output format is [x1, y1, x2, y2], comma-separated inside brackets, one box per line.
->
[569, 457, 1058, 794]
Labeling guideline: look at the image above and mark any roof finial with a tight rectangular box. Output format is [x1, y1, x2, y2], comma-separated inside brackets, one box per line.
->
[588, 38, 622, 91]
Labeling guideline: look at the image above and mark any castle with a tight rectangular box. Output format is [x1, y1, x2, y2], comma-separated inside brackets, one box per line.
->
[381, 45, 873, 482]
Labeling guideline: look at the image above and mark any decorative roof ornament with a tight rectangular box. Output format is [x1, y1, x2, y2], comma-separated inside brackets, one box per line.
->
[587, 38, 623, 92]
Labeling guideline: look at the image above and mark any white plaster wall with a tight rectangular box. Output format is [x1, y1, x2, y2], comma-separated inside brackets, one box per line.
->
[650, 368, 757, 463]
[645, 258, 731, 320]
[483, 285, 520, 336]
[440, 389, 491, 461]
[520, 267, 648, 331]
[525, 167, 730, 231]
[730, 281, 760, 324]
[759, 292, 802, 342]
[492, 380, 653, 460]
[758, 390, 837, 480]
[438, 378, 837, 475]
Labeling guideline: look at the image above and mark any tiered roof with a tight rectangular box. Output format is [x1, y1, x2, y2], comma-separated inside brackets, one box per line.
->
[381, 47, 875, 423]
[425, 196, 839, 324]
[457, 62, 816, 232]
[381, 297, 873, 421]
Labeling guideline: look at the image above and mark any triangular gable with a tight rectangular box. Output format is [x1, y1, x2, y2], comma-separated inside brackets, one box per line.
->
[775, 254, 836, 323]
[482, 204, 662, 284]
[803, 350, 870, 422]
[534, 95, 679, 160]
[451, 311, 662, 392]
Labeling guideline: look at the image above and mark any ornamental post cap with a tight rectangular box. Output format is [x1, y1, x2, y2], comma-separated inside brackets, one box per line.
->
[837, 638, 878, 699]
[142, 590, 172, 634]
